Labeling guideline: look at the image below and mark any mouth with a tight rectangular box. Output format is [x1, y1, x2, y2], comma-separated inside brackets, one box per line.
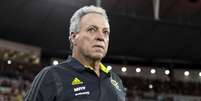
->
[93, 45, 104, 50]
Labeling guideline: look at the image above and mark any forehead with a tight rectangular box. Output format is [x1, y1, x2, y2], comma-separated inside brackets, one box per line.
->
[80, 13, 109, 29]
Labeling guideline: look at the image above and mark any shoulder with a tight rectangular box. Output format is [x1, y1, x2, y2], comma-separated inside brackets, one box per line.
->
[110, 71, 124, 90]
[110, 71, 123, 83]
[32, 66, 57, 85]
[40, 61, 72, 74]
[109, 71, 126, 99]
[36, 62, 77, 84]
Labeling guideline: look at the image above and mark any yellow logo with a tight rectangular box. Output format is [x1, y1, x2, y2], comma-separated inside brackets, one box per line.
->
[72, 78, 83, 85]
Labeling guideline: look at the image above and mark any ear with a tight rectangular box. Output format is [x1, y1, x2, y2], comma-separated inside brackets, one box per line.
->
[69, 32, 78, 45]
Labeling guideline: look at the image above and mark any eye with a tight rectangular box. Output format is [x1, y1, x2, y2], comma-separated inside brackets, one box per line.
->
[87, 27, 97, 33]
[103, 30, 110, 35]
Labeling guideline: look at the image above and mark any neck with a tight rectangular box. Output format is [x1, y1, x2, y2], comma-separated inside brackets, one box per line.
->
[72, 51, 101, 77]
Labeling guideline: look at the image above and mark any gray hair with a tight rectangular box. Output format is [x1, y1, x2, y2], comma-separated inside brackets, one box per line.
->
[69, 5, 109, 49]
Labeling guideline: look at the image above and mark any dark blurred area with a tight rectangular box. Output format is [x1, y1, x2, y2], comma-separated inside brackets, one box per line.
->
[1, 0, 201, 101]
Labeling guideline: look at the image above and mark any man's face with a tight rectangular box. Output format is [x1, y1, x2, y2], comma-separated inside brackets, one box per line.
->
[72, 13, 110, 60]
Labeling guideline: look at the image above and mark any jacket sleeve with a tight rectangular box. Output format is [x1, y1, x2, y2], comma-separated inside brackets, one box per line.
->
[24, 67, 57, 101]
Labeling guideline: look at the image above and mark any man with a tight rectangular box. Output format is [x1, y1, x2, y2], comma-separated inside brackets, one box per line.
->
[25, 5, 125, 101]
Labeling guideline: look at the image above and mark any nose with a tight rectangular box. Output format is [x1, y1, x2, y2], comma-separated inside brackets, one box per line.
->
[95, 31, 105, 42]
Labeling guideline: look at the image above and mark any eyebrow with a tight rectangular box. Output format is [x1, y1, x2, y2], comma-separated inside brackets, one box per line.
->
[88, 25, 98, 29]
[87, 25, 99, 31]
[88, 25, 110, 32]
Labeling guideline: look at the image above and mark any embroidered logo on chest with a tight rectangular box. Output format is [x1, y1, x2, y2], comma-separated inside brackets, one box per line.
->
[111, 79, 121, 91]
[72, 77, 83, 85]
[71, 77, 90, 96]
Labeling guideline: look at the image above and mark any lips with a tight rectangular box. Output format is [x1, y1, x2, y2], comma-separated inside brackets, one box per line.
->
[93, 45, 104, 49]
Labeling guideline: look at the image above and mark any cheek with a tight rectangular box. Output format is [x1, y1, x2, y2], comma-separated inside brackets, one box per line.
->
[78, 36, 92, 47]
[106, 39, 109, 46]
[104, 40, 109, 51]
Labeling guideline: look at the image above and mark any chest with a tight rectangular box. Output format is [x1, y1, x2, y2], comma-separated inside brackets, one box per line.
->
[55, 70, 124, 101]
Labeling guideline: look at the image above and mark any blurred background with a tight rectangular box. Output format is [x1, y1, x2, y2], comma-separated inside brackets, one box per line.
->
[1, 0, 201, 101]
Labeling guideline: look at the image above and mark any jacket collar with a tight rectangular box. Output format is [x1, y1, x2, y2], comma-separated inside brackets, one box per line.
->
[64, 56, 110, 76]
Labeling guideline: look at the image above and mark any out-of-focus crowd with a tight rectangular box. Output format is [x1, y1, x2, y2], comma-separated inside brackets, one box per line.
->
[0, 60, 42, 101]
[0, 78, 31, 101]
[123, 76, 201, 101]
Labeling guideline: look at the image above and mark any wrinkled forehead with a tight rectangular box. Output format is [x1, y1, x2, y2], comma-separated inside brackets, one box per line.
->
[80, 13, 110, 30]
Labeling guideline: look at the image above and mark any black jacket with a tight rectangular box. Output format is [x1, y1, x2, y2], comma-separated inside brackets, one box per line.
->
[25, 57, 125, 101]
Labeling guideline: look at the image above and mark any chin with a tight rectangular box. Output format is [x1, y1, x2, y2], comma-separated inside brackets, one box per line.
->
[90, 53, 105, 60]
